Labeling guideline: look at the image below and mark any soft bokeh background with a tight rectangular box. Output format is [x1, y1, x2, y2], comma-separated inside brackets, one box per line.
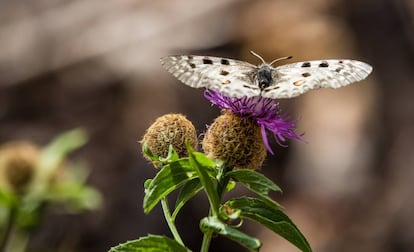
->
[1, 0, 414, 251]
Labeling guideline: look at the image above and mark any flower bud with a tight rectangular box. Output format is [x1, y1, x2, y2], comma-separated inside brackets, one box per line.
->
[0, 141, 40, 194]
[141, 114, 198, 162]
[202, 111, 266, 170]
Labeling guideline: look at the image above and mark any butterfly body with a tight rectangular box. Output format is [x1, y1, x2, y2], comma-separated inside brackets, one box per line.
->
[257, 64, 273, 89]
[160, 53, 372, 99]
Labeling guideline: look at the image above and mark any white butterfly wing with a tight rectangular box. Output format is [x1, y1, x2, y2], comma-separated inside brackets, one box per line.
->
[161, 55, 261, 98]
[262, 59, 373, 99]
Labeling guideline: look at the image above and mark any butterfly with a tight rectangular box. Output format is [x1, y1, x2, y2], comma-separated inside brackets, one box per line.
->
[160, 51, 373, 99]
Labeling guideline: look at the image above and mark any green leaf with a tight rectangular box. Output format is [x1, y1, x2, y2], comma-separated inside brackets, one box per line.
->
[109, 234, 190, 252]
[225, 180, 236, 193]
[46, 182, 102, 212]
[200, 216, 261, 251]
[144, 159, 197, 213]
[173, 179, 202, 220]
[187, 148, 219, 216]
[226, 169, 282, 204]
[225, 197, 312, 252]
[40, 128, 88, 176]
[143, 144, 180, 169]
[159, 145, 179, 163]
[0, 188, 17, 207]
[144, 179, 152, 190]
[15, 203, 42, 230]
[187, 148, 216, 169]
[142, 142, 159, 161]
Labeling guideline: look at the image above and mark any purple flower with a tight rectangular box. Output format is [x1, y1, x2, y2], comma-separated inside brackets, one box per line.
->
[204, 90, 304, 154]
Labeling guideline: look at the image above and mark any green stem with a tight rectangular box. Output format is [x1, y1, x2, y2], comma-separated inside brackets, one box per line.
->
[200, 230, 213, 252]
[0, 206, 17, 252]
[200, 165, 232, 252]
[161, 198, 184, 246]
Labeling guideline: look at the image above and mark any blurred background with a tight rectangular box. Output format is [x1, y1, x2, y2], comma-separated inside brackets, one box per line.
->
[1, 0, 414, 251]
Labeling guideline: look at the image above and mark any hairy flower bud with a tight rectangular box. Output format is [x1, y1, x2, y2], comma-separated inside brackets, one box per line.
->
[141, 114, 198, 162]
[204, 90, 302, 154]
[0, 141, 40, 194]
[202, 111, 266, 170]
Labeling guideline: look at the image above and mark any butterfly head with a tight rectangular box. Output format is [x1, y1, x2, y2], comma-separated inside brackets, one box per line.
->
[250, 51, 293, 89]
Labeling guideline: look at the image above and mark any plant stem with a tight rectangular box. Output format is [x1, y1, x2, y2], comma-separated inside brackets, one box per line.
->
[200, 230, 213, 252]
[0, 207, 17, 252]
[200, 165, 231, 252]
[161, 198, 184, 246]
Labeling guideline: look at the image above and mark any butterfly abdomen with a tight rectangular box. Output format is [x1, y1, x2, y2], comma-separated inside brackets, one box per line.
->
[257, 65, 273, 89]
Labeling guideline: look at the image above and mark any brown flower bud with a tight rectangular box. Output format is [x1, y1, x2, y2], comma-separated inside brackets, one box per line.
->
[202, 111, 266, 170]
[141, 114, 198, 163]
[0, 141, 40, 194]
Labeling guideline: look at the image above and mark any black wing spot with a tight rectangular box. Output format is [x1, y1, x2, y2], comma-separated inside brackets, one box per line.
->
[221, 59, 230, 65]
[301, 62, 311, 67]
[335, 67, 342, 73]
[319, 62, 329, 67]
[268, 86, 280, 90]
[203, 58, 213, 64]
[220, 70, 229, 76]
[189, 63, 196, 69]
[338, 60, 343, 64]
[302, 72, 311, 77]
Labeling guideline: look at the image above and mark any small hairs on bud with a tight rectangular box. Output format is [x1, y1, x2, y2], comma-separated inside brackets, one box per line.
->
[141, 114, 198, 163]
[202, 111, 266, 170]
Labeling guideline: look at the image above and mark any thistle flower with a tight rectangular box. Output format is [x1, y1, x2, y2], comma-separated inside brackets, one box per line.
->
[204, 90, 303, 154]
[141, 114, 198, 165]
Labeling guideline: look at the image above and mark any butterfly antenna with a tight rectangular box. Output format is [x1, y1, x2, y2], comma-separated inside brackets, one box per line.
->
[269, 56, 293, 66]
[250, 51, 266, 64]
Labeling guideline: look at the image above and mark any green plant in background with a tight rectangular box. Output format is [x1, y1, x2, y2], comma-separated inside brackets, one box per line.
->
[0, 129, 102, 252]
[110, 106, 311, 252]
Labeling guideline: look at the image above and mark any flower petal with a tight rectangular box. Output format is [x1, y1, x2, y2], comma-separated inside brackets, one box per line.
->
[204, 90, 303, 154]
